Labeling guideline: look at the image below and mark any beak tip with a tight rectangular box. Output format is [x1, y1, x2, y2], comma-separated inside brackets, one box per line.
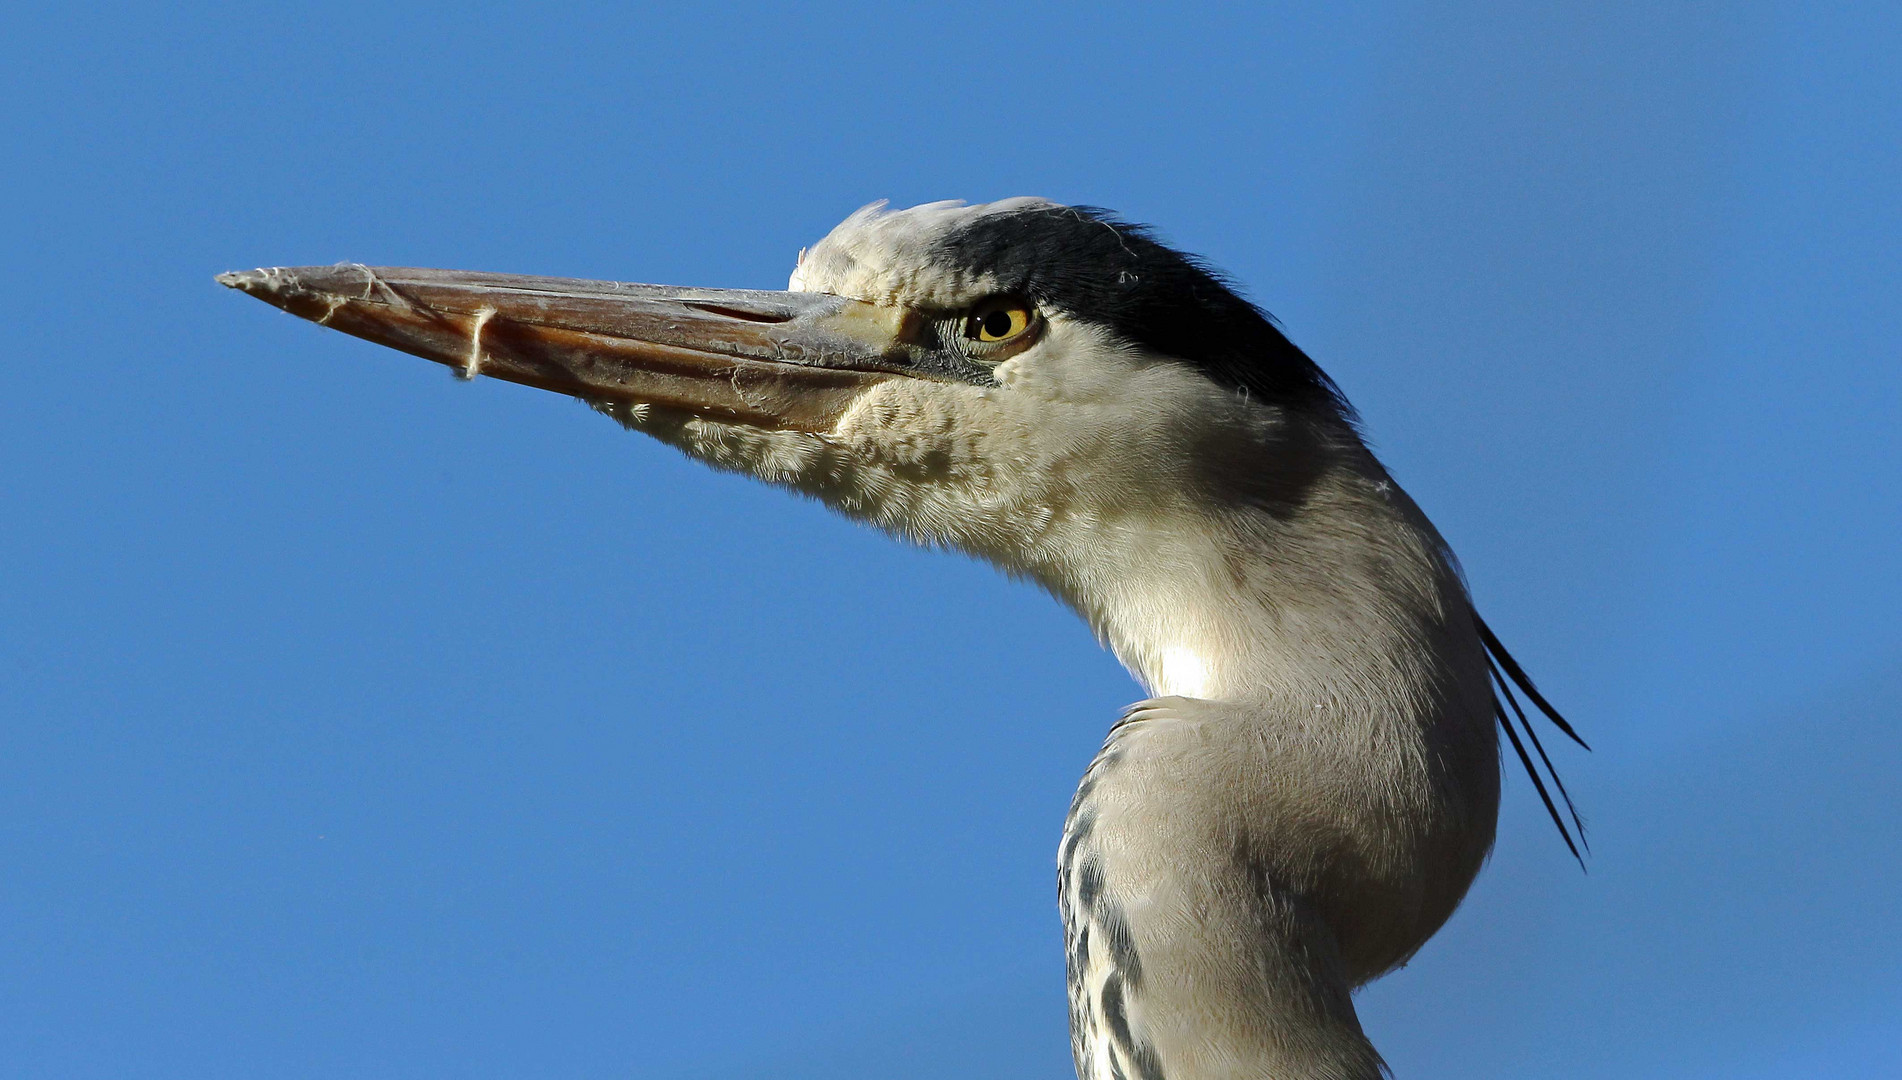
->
[216, 268, 275, 295]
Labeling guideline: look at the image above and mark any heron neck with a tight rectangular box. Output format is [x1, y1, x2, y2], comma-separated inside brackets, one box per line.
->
[1046, 456, 1475, 716]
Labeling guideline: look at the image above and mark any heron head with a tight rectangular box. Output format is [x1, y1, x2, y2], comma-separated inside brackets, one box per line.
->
[222, 199, 1397, 698]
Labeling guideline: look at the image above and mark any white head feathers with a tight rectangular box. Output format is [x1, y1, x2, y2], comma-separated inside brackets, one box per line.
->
[789, 197, 1058, 307]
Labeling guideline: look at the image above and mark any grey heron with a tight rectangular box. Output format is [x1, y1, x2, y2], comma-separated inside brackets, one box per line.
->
[219, 198, 1585, 1080]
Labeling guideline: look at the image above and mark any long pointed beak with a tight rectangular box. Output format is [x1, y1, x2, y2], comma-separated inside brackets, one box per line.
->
[217, 264, 923, 431]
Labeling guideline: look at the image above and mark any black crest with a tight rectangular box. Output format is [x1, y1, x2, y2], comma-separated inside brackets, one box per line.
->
[932, 204, 1351, 417]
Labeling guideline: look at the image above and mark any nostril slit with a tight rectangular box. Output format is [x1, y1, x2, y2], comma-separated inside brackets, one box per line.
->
[681, 302, 793, 324]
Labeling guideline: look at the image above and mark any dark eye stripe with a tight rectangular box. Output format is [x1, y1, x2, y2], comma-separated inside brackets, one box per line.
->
[930, 205, 1349, 415]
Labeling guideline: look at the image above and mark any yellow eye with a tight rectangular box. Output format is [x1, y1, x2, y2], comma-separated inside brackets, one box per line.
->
[966, 298, 1035, 343]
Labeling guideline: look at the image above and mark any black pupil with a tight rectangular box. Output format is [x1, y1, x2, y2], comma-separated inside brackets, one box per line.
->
[981, 310, 1015, 338]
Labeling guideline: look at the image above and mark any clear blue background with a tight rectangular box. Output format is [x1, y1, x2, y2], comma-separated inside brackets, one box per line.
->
[4, 2, 1898, 1076]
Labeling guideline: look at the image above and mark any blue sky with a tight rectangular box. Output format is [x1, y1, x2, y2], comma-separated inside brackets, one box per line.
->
[3, 2, 1898, 1076]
